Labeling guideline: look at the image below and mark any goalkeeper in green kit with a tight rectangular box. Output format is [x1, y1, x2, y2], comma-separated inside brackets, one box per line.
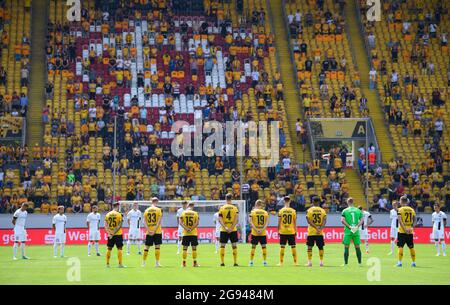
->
[341, 198, 364, 266]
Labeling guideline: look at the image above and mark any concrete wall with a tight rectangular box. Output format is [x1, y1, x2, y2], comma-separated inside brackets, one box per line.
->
[0, 213, 434, 229]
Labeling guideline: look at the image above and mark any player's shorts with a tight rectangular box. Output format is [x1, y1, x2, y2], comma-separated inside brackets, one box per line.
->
[279, 234, 296, 246]
[107, 235, 124, 249]
[219, 231, 238, 244]
[215, 229, 220, 238]
[128, 228, 140, 240]
[306, 235, 325, 248]
[342, 233, 361, 246]
[390, 227, 398, 239]
[89, 230, 100, 241]
[177, 226, 183, 239]
[145, 233, 162, 246]
[397, 233, 414, 248]
[54, 232, 66, 243]
[360, 229, 369, 240]
[13, 228, 27, 242]
[182, 235, 199, 247]
[432, 229, 445, 240]
[251, 235, 267, 245]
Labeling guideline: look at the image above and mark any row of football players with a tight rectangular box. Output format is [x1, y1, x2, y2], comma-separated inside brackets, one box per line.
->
[11, 195, 447, 267]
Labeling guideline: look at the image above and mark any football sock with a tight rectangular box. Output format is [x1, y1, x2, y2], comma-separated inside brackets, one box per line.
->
[182, 249, 187, 262]
[232, 247, 237, 264]
[435, 242, 440, 255]
[192, 249, 197, 261]
[365, 240, 369, 252]
[409, 248, 416, 262]
[442, 242, 446, 254]
[398, 247, 404, 262]
[177, 240, 181, 252]
[88, 243, 92, 255]
[137, 240, 141, 253]
[262, 247, 267, 261]
[319, 249, 324, 261]
[20, 243, 25, 256]
[60, 244, 65, 256]
[53, 243, 58, 257]
[280, 247, 285, 264]
[291, 247, 297, 264]
[220, 247, 225, 264]
[95, 242, 99, 254]
[13, 243, 18, 257]
[118, 249, 123, 265]
[391, 240, 396, 253]
[126, 240, 131, 253]
[143, 249, 149, 261]
[355, 247, 362, 264]
[155, 248, 160, 261]
[106, 249, 111, 265]
[215, 240, 219, 252]
[344, 247, 349, 264]
[250, 247, 256, 261]
[307, 249, 312, 261]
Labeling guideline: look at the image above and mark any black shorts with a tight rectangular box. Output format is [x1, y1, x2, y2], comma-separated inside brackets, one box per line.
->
[251, 235, 267, 245]
[397, 233, 414, 248]
[280, 234, 296, 246]
[306, 235, 325, 248]
[107, 235, 124, 249]
[182, 235, 199, 247]
[219, 231, 238, 244]
[145, 233, 162, 246]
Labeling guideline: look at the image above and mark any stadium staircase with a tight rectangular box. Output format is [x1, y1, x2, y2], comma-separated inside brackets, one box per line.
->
[26, 0, 48, 146]
[268, 0, 310, 164]
[345, 0, 395, 162]
[345, 168, 366, 207]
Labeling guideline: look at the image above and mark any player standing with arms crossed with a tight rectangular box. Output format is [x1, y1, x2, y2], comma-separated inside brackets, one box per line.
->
[305, 196, 327, 267]
[341, 198, 364, 266]
[86, 204, 101, 256]
[431, 203, 447, 256]
[218, 193, 240, 266]
[176, 201, 188, 254]
[396, 196, 417, 267]
[52, 206, 67, 258]
[142, 197, 163, 267]
[248, 199, 269, 267]
[126, 203, 142, 255]
[278, 196, 298, 266]
[388, 200, 399, 255]
[359, 206, 374, 254]
[12, 202, 29, 260]
[179, 202, 200, 267]
[104, 203, 126, 268]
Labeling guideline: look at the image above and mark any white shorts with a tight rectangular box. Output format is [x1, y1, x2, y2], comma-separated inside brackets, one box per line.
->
[13, 228, 27, 242]
[360, 229, 369, 240]
[128, 228, 141, 240]
[54, 232, 66, 244]
[89, 230, 100, 241]
[390, 227, 398, 239]
[215, 229, 220, 238]
[178, 227, 183, 239]
[432, 229, 445, 240]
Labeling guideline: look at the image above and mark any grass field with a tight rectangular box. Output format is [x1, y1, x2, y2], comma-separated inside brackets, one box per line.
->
[1, 243, 449, 284]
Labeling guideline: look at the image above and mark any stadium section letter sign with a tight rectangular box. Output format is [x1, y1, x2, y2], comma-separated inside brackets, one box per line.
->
[309, 118, 367, 139]
[0, 227, 446, 246]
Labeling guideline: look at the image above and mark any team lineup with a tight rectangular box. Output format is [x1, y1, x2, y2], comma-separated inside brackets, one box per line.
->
[11, 194, 447, 268]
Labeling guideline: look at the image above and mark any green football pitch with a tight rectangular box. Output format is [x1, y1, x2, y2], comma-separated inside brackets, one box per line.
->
[1, 243, 449, 284]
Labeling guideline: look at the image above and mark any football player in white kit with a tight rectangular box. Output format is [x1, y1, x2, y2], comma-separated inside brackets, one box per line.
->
[126, 202, 143, 255]
[358, 206, 373, 254]
[176, 201, 188, 254]
[213, 208, 221, 253]
[432, 203, 447, 256]
[52, 206, 67, 258]
[388, 201, 399, 255]
[86, 204, 101, 256]
[12, 202, 29, 260]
